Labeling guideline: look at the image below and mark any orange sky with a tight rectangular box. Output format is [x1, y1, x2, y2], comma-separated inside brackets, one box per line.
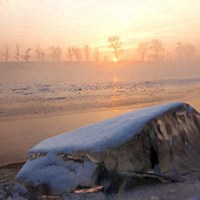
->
[0, 0, 200, 59]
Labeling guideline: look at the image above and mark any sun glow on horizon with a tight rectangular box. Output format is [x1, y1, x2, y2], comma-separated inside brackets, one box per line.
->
[113, 57, 118, 63]
[0, 0, 200, 60]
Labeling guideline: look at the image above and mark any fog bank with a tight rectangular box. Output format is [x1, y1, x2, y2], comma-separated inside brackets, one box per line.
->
[0, 61, 200, 84]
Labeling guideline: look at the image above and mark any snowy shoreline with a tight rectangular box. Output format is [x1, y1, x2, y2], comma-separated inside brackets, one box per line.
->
[1, 165, 200, 200]
[0, 78, 200, 121]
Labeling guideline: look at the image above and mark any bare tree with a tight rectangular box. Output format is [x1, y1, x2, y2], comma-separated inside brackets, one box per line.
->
[108, 35, 122, 60]
[40, 52, 45, 62]
[49, 46, 56, 62]
[176, 42, 185, 61]
[14, 45, 20, 62]
[21, 48, 32, 62]
[150, 39, 165, 61]
[49, 46, 62, 62]
[35, 46, 40, 61]
[55, 47, 62, 62]
[104, 56, 108, 62]
[35, 46, 45, 62]
[0, 43, 9, 62]
[176, 42, 195, 61]
[184, 43, 195, 61]
[94, 48, 100, 62]
[72, 46, 82, 61]
[138, 42, 149, 62]
[83, 45, 91, 61]
[164, 51, 172, 62]
[71, 47, 76, 61]
[66, 46, 73, 61]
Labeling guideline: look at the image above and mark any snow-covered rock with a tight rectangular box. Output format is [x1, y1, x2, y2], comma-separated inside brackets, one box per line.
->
[16, 102, 200, 199]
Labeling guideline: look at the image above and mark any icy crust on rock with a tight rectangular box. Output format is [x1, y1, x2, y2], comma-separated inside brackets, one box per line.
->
[16, 102, 200, 197]
[30, 102, 187, 154]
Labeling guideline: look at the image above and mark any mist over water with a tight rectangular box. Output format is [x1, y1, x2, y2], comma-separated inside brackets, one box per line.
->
[0, 61, 200, 84]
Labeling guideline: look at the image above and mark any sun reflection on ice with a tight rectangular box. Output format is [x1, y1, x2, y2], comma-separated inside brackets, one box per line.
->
[113, 76, 118, 83]
[110, 76, 120, 109]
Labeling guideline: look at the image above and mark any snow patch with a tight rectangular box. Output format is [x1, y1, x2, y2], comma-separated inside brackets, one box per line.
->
[30, 102, 186, 153]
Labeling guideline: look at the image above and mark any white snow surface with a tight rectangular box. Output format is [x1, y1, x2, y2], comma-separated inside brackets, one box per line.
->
[30, 102, 190, 154]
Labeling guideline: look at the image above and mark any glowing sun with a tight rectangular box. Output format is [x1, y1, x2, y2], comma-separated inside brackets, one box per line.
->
[112, 57, 118, 63]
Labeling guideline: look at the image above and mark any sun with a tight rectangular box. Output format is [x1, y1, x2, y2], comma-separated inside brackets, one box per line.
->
[112, 57, 118, 63]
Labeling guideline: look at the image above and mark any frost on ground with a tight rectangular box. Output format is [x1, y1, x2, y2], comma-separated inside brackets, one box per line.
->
[14, 102, 200, 199]
[1, 78, 200, 118]
[0, 182, 36, 200]
[0, 165, 36, 200]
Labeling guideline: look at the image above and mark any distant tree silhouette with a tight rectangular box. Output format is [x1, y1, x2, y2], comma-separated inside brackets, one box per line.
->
[83, 45, 91, 61]
[57, 47, 62, 62]
[35, 46, 45, 62]
[104, 56, 108, 62]
[49, 46, 56, 62]
[138, 42, 149, 62]
[0, 43, 9, 62]
[14, 45, 20, 62]
[41, 52, 45, 62]
[150, 39, 165, 61]
[176, 42, 185, 61]
[21, 48, 32, 62]
[49, 46, 62, 62]
[66, 46, 73, 61]
[176, 42, 195, 61]
[108, 35, 122, 60]
[164, 51, 172, 62]
[72, 47, 82, 61]
[185, 43, 195, 61]
[94, 48, 99, 62]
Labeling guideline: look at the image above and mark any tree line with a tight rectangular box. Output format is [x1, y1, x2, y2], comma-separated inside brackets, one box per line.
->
[0, 36, 197, 63]
[0, 44, 100, 63]
[138, 39, 196, 62]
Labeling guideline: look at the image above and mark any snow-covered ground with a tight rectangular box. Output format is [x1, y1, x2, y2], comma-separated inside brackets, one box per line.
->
[0, 78, 200, 118]
[1, 178, 200, 200]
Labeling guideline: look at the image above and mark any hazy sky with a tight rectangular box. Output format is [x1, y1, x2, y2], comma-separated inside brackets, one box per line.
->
[0, 0, 200, 56]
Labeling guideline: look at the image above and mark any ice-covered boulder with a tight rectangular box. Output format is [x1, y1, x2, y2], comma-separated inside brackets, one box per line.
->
[16, 102, 200, 199]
